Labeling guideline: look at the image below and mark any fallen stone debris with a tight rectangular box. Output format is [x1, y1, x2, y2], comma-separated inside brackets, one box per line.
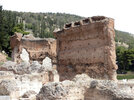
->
[37, 74, 134, 100]
[0, 57, 59, 100]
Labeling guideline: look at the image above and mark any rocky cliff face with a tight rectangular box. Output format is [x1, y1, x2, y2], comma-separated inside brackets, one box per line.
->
[10, 33, 56, 64]
[54, 16, 118, 81]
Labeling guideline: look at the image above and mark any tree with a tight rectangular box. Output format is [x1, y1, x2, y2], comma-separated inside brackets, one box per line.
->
[123, 49, 134, 71]
[0, 8, 12, 55]
[0, 8, 18, 55]
[0, 6, 10, 52]
[0, 5, 3, 50]
[12, 23, 29, 35]
[116, 46, 127, 71]
[116, 46, 134, 72]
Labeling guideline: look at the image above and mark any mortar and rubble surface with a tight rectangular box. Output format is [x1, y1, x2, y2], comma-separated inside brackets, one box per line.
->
[0, 16, 134, 100]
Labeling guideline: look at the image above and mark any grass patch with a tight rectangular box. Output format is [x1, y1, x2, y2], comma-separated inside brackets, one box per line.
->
[6, 56, 11, 61]
[117, 74, 134, 80]
[0, 62, 4, 66]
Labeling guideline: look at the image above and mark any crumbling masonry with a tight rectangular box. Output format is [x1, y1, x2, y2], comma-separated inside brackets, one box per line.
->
[10, 33, 56, 64]
[54, 16, 118, 81]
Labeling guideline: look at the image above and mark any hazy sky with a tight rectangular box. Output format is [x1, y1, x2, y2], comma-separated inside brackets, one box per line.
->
[1, 0, 134, 34]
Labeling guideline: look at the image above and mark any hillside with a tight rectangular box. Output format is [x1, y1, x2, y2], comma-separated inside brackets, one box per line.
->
[7, 11, 134, 48]
[115, 30, 134, 48]
[4, 10, 83, 38]
[3, 10, 134, 41]
[1, 8, 134, 55]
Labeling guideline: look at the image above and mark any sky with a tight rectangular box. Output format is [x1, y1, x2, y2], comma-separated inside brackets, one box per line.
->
[0, 0, 134, 34]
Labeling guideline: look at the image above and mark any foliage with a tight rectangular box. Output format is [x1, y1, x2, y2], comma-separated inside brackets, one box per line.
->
[10, 11, 83, 38]
[0, 6, 12, 55]
[115, 30, 134, 73]
[116, 46, 127, 71]
[0, 8, 83, 56]
[117, 74, 134, 80]
[12, 24, 29, 35]
[116, 46, 134, 72]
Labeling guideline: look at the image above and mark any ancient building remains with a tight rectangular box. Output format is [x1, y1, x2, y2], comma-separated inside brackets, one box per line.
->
[10, 33, 56, 64]
[54, 16, 118, 81]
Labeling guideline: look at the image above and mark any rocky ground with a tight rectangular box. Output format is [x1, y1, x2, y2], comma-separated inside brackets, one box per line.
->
[0, 52, 7, 63]
[0, 56, 59, 100]
[37, 74, 134, 100]
[0, 58, 134, 100]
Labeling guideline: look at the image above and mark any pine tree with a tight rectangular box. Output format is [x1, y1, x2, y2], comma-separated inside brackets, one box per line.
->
[0, 7, 13, 55]
[0, 5, 4, 51]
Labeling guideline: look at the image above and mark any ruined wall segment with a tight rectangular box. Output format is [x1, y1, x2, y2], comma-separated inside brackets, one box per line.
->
[10, 33, 57, 64]
[20, 38, 56, 63]
[54, 16, 118, 81]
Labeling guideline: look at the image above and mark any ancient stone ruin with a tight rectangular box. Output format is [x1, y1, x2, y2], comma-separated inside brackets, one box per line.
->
[10, 33, 56, 64]
[0, 33, 59, 100]
[1, 16, 134, 100]
[54, 16, 118, 81]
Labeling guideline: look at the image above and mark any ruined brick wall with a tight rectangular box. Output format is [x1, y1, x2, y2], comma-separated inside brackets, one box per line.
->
[20, 38, 56, 63]
[54, 16, 118, 81]
[10, 33, 56, 64]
